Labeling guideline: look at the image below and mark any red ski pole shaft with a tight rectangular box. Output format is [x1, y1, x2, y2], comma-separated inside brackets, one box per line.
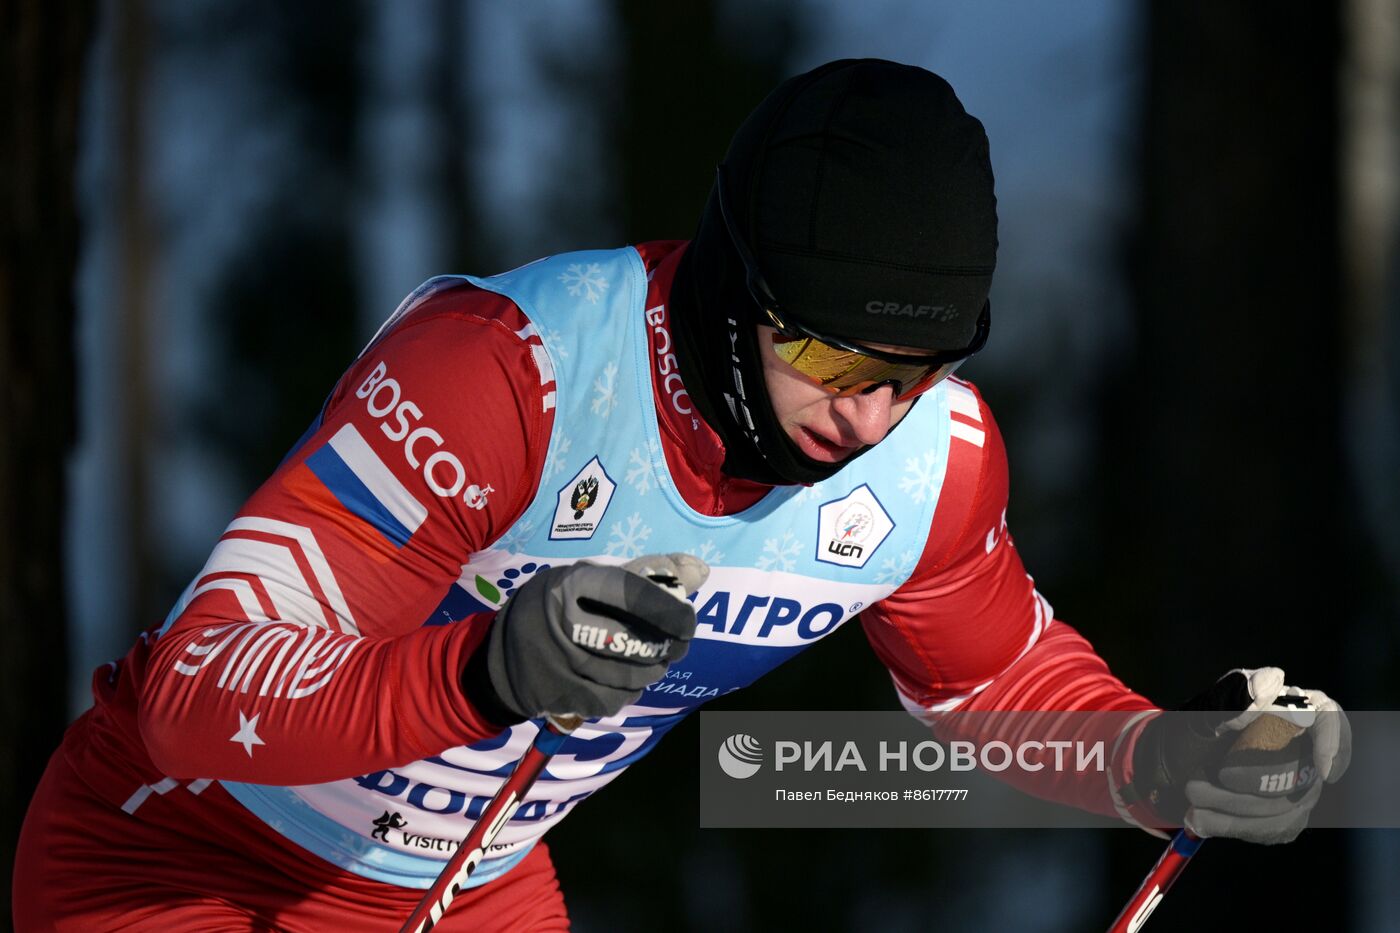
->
[398, 714, 582, 933]
[1105, 829, 1202, 933]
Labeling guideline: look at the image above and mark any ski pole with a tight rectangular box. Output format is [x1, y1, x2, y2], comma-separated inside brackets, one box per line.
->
[1105, 829, 1201, 933]
[1105, 711, 1307, 932]
[398, 713, 582, 933]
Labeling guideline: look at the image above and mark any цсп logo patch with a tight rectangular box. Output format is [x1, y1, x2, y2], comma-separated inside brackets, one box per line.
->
[816, 484, 894, 569]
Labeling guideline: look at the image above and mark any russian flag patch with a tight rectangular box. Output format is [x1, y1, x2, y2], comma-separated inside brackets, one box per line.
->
[286, 424, 427, 550]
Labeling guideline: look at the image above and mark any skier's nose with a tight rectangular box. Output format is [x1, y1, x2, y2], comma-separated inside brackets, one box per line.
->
[832, 383, 898, 446]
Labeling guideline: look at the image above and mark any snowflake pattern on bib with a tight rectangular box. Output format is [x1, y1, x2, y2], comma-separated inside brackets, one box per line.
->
[687, 540, 726, 566]
[543, 435, 573, 482]
[756, 530, 801, 573]
[875, 548, 919, 584]
[559, 262, 610, 303]
[604, 512, 652, 558]
[898, 450, 943, 504]
[625, 442, 660, 496]
[591, 361, 619, 416]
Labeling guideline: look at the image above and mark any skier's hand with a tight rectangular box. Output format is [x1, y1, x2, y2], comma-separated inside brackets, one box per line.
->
[1125, 668, 1350, 844]
[465, 554, 709, 723]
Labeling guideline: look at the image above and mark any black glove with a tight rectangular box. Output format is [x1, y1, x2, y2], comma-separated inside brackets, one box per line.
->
[464, 554, 709, 723]
[1124, 667, 1351, 844]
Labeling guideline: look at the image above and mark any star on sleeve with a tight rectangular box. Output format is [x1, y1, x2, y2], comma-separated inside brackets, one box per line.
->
[230, 710, 266, 757]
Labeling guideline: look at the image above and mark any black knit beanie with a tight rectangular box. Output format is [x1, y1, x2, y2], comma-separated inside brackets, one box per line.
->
[670, 58, 998, 485]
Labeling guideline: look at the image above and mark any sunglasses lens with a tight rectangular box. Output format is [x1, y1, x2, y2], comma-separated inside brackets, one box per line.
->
[892, 360, 962, 401]
[771, 333, 954, 401]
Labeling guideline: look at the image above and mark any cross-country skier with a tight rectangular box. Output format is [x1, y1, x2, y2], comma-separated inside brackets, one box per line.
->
[14, 58, 1349, 931]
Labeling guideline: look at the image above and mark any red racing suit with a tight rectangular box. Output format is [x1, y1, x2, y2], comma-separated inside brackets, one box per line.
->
[14, 240, 1155, 931]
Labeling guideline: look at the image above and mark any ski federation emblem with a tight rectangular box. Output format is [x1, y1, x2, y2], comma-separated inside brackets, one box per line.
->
[816, 484, 893, 568]
[550, 456, 616, 540]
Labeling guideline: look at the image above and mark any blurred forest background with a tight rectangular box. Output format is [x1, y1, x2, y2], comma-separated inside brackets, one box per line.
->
[4, 0, 1400, 930]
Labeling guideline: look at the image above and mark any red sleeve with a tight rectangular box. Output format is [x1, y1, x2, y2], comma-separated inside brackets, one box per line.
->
[862, 381, 1158, 818]
[136, 283, 554, 785]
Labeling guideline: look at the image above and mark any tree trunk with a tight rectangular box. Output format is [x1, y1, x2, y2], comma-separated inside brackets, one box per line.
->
[0, 0, 95, 921]
[1099, 2, 1355, 927]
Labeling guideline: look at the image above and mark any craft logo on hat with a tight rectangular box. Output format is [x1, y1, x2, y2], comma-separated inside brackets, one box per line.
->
[816, 483, 893, 568]
[864, 300, 960, 321]
[551, 456, 616, 540]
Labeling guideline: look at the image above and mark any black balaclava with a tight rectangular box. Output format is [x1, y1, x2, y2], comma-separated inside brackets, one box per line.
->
[671, 58, 998, 486]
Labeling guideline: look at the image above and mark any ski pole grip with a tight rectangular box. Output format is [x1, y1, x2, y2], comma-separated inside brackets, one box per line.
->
[1218, 711, 1310, 798]
[1229, 712, 1306, 753]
